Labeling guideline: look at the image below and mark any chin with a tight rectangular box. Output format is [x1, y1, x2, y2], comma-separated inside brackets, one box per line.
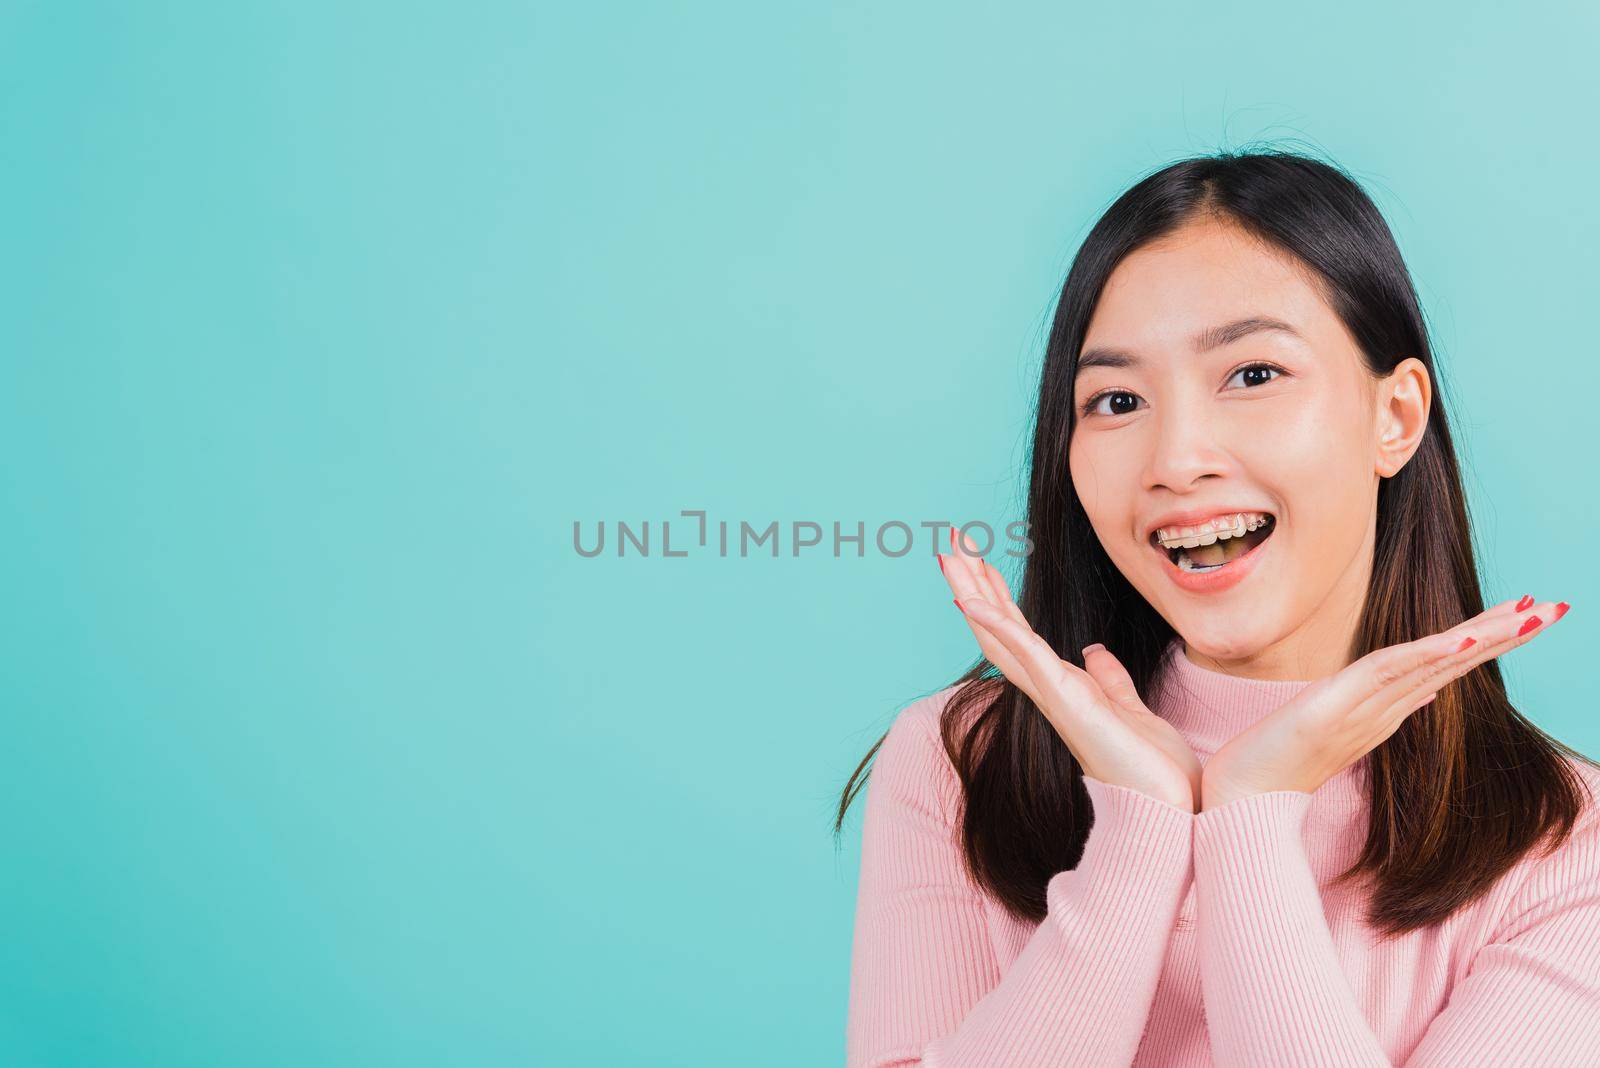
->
[1174, 627, 1274, 663]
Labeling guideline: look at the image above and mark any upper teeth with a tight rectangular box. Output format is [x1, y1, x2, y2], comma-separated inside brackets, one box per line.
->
[1155, 511, 1273, 549]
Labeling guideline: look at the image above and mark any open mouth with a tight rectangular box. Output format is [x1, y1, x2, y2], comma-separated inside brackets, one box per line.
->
[1150, 514, 1276, 574]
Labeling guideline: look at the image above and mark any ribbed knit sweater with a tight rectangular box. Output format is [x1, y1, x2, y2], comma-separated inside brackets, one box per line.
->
[846, 638, 1600, 1066]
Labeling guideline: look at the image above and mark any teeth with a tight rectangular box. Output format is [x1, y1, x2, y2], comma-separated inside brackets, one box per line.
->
[1155, 511, 1273, 549]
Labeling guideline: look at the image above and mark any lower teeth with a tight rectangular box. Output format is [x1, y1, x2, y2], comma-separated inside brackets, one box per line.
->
[1173, 521, 1272, 573]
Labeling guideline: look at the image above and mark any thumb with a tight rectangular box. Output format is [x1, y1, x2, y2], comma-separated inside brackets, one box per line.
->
[1081, 643, 1147, 713]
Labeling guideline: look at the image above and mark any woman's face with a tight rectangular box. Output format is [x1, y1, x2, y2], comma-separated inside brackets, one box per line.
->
[1067, 215, 1430, 679]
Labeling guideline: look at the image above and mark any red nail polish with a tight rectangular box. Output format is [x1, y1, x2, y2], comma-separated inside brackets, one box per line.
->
[1555, 602, 1571, 621]
[953, 598, 964, 612]
[1517, 615, 1542, 636]
[936, 554, 946, 574]
[1456, 636, 1476, 652]
[1515, 594, 1535, 612]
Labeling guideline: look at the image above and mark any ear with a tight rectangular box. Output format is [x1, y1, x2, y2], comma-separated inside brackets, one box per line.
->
[1374, 357, 1431, 479]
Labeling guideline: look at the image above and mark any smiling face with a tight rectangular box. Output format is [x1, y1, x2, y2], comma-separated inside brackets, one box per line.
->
[1067, 214, 1431, 680]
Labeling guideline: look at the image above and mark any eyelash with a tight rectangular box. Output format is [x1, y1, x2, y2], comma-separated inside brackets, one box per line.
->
[1077, 362, 1289, 418]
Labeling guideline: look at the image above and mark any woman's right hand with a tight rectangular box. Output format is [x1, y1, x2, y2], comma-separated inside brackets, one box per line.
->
[938, 527, 1201, 813]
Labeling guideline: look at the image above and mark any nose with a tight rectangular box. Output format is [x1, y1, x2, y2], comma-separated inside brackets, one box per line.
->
[1142, 400, 1233, 494]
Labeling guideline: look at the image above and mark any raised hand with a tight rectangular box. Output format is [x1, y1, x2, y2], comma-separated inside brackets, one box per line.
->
[1201, 595, 1573, 809]
[938, 525, 1203, 812]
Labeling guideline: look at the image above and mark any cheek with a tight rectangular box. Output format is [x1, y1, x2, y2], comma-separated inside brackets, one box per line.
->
[1267, 407, 1374, 559]
[1067, 438, 1092, 505]
[1067, 436, 1122, 522]
[1069, 436, 1145, 568]
[1272, 405, 1372, 501]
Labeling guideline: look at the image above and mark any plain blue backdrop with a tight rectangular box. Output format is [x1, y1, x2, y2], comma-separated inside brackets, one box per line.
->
[2, 2, 1595, 1065]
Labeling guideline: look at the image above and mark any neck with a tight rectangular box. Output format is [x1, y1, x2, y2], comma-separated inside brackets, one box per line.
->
[1151, 637, 1367, 802]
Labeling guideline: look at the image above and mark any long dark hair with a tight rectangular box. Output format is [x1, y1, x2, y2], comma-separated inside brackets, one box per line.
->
[833, 148, 1595, 938]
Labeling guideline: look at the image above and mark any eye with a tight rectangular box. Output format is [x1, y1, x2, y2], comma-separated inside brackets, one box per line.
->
[1078, 388, 1143, 418]
[1225, 361, 1287, 390]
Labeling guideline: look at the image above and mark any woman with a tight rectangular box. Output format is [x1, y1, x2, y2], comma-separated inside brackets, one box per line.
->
[836, 150, 1597, 1067]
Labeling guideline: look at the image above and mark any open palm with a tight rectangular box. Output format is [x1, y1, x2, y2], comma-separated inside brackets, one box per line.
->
[1203, 594, 1570, 808]
[938, 527, 1202, 812]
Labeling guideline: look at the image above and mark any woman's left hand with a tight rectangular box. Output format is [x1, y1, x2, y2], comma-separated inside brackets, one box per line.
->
[1201, 595, 1571, 810]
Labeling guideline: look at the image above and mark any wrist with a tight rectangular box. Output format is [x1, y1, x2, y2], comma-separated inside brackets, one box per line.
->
[1199, 759, 1262, 812]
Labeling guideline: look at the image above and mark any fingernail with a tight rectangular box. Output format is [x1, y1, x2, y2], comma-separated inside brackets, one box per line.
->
[1515, 594, 1535, 612]
[953, 598, 964, 613]
[1555, 601, 1571, 621]
[936, 553, 946, 574]
[1083, 642, 1105, 655]
[1455, 636, 1476, 652]
[1517, 614, 1542, 636]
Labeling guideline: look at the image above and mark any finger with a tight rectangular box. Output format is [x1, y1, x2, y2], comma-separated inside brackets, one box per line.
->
[1081, 644, 1145, 714]
[958, 596, 1099, 721]
[940, 530, 1036, 689]
[935, 523, 1015, 662]
[941, 524, 987, 593]
[952, 597, 1042, 704]
[937, 524, 990, 605]
[1382, 595, 1551, 695]
[956, 527, 1031, 631]
[957, 596, 1063, 705]
[1437, 597, 1565, 681]
[951, 525, 991, 592]
[949, 527, 1034, 636]
[1371, 598, 1564, 717]
[1341, 627, 1482, 725]
[976, 556, 1030, 629]
[1436, 596, 1537, 642]
[966, 541, 1002, 601]
[953, 595, 1039, 699]
[1483, 595, 1532, 620]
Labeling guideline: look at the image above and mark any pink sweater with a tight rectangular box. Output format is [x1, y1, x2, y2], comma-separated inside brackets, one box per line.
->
[846, 638, 1600, 1066]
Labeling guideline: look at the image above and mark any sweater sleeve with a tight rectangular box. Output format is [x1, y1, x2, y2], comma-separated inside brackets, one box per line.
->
[1191, 791, 1390, 1067]
[1402, 801, 1600, 1066]
[846, 699, 1194, 1068]
[1193, 788, 1600, 1068]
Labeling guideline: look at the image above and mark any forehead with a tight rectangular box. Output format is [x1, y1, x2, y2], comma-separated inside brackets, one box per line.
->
[1083, 218, 1335, 354]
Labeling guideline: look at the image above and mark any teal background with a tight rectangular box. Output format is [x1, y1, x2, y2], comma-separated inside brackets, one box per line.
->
[2, 2, 1595, 1064]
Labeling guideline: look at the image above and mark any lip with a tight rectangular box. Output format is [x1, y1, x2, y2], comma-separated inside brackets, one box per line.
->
[1151, 517, 1276, 595]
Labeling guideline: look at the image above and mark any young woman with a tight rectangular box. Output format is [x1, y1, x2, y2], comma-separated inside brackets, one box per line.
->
[836, 151, 1597, 1067]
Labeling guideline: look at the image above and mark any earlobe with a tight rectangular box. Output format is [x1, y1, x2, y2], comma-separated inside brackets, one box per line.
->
[1375, 358, 1432, 478]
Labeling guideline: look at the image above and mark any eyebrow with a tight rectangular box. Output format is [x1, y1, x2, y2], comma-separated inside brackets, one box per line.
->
[1075, 316, 1304, 376]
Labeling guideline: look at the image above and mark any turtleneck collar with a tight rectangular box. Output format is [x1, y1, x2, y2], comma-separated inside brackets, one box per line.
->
[1149, 637, 1368, 803]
